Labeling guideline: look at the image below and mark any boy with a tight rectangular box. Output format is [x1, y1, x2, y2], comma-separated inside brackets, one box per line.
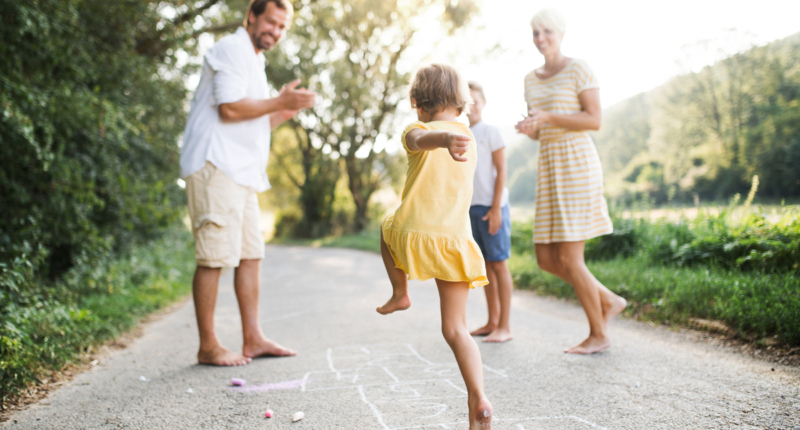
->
[467, 81, 514, 343]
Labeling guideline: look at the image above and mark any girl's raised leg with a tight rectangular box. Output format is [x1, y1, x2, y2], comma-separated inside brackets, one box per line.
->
[376, 231, 411, 314]
[436, 279, 492, 429]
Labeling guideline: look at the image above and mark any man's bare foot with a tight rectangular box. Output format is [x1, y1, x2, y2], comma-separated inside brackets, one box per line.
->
[564, 335, 611, 354]
[602, 294, 627, 324]
[470, 323, 497, 336]
[469, 397, 492, 429]
[376, 293, 411, 315]
[483, 327, 513, 343]
[198, 345, 252, 366]
[243, 337, 297, 359]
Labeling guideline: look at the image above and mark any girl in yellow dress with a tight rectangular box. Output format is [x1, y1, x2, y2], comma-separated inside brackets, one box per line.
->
[376, 64, 493, 429]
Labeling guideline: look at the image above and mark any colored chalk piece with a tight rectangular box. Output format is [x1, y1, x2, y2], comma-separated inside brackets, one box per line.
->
[231, 378, 246, 386]
[264, 409, 273, 418]
[292, 411, 304, 422]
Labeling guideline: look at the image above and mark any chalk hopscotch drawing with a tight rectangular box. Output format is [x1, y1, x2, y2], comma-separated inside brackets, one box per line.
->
[292, 343, 605, 430]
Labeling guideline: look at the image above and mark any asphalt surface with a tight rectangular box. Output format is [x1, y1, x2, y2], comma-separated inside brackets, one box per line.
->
[4, 245, 799, 429]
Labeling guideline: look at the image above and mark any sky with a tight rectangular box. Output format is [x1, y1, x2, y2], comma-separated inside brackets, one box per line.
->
[446, 0, 800, 146]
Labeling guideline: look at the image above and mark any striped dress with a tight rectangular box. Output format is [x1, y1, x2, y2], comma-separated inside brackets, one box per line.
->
[524, 59, 613, 244]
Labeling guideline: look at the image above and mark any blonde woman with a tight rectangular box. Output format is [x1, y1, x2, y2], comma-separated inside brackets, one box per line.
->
[515, 8, 627, 354]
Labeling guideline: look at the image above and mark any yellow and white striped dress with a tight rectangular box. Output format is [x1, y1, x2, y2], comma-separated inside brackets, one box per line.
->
[524, 59, 613, 244]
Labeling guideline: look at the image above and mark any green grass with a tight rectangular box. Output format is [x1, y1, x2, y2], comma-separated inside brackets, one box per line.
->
[0, 226, 195, 402]
[509, 253, 800, 345]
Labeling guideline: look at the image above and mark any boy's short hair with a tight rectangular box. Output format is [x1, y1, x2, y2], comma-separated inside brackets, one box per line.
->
[468, 81, 485, 102]
[409, 64, 472, 115]
[243, 0, 294, 27]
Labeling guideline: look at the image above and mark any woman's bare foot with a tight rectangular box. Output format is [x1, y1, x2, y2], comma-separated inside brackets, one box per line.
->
[602, 294, 627, 324]
[376, 293, 411, 315]
[198, 345, 252, 366]
[469, 397, 493, 429]
[469, 323, 497, 336]
[483, 327, 513, 343]
[564, 335, 611, 354]
[243, 337, 297, 359]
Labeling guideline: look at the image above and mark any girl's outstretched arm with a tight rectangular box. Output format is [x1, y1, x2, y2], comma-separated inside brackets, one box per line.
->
[405, 128, 470, 162]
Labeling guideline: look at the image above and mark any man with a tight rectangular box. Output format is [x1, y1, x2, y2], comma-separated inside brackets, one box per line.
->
[180, 0, 316, 366]
[467, 81, 514, 343]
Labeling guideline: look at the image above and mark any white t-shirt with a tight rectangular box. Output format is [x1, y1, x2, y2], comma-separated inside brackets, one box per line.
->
[469, 121, 509, 207]
[180, 27, 272, 192]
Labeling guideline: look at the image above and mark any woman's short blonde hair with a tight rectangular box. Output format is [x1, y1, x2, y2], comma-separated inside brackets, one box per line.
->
[409, 64, 472, 115]
[530, 8, 566, 35]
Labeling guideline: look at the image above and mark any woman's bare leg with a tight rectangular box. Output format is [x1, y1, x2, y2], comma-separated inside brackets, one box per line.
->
[376, 231, 411, 314]
[535, 244, 626, 325]
[436, 279, 492, 429]
[553, 242, 611, 354]
[470, 262, 499, 336]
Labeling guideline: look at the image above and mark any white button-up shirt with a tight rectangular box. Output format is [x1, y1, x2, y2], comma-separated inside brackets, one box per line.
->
[180, 27, 272, 192]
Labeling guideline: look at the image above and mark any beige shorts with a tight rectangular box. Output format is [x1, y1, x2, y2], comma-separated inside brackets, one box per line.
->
[185, 162, 265, 268]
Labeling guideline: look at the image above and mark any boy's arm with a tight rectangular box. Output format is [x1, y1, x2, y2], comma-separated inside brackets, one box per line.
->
[405, 128, 470, 162]
[482, 147, 507, 235]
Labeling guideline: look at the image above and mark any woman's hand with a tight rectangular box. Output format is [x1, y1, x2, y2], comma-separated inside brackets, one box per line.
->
[445, 132, 471, 162]
[515, 115, 540, 139]
[528, 108, 552, 125]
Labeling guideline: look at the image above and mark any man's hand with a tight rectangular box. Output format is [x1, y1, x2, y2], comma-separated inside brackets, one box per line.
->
[445, 132, 471, 162]
[278, 79, 316, 110]
[482, 206, 502, 235]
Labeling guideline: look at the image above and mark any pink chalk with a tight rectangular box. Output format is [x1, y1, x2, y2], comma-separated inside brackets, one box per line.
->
[264, 409, 273, 418]
[230, 378, 246, 386]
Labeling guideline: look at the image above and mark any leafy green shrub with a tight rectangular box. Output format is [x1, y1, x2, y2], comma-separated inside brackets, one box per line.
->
[0, 225, 194, 400]
[584, 216, 639, 261]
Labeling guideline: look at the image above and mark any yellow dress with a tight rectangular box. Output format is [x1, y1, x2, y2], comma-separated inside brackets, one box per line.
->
[382, 121, 488, 288]
[524, 58, 613, 244]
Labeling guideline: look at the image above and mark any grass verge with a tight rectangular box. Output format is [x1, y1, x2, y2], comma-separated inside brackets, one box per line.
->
[0, 226, 195, 404]
[509, 253, 800, 346]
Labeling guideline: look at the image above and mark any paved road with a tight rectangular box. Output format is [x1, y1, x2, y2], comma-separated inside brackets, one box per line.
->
[5, 246, 799, 429]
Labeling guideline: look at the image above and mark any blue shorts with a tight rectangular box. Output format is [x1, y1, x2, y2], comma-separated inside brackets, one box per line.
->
[469, 205, 511, 262]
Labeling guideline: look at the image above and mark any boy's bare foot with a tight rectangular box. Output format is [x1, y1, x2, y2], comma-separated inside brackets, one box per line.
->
[564, 335, 611, 354]
[469, 323, 497, 336]
[243, 337, 297, 359]
[483, 327, 513, 343]
[376, 294, 411, 315]
[603, 294, 627, 324]
[198, 345, 252, 366]
[469, 397, 493, 429]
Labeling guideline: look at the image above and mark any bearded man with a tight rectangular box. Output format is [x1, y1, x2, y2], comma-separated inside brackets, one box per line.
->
[180, 0, 315, 366]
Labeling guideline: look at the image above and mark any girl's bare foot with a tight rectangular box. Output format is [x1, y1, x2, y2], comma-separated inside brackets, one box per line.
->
[376, 293, 411, 315]
[243, 337, 297, 358]
[469, 397, 493, 429]
[198, 345, 252, 366]
[602, 294, 627, 324]
[483, 327, 513, 343]
[469, 323, 497, 336]
[564, 335, 611, 354]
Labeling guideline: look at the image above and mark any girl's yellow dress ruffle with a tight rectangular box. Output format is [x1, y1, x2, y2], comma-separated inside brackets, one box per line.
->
[382, 214, 489, 289]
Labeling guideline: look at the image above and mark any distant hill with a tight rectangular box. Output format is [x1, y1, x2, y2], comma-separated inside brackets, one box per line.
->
[591, 31, 800, 204]
[506, 32, 800, 206]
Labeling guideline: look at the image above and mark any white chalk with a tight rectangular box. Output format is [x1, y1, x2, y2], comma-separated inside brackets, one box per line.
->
[292, 411, 304, 422]
[186, 388, 193, 393]
[138, 376, 148, 382]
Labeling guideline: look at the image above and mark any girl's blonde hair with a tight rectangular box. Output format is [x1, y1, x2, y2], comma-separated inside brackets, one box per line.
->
[530, 8, 566, 35]
[409, 64, 472, 115]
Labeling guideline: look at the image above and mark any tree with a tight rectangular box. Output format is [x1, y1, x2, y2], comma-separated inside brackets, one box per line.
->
[263, 0, 478, 233]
